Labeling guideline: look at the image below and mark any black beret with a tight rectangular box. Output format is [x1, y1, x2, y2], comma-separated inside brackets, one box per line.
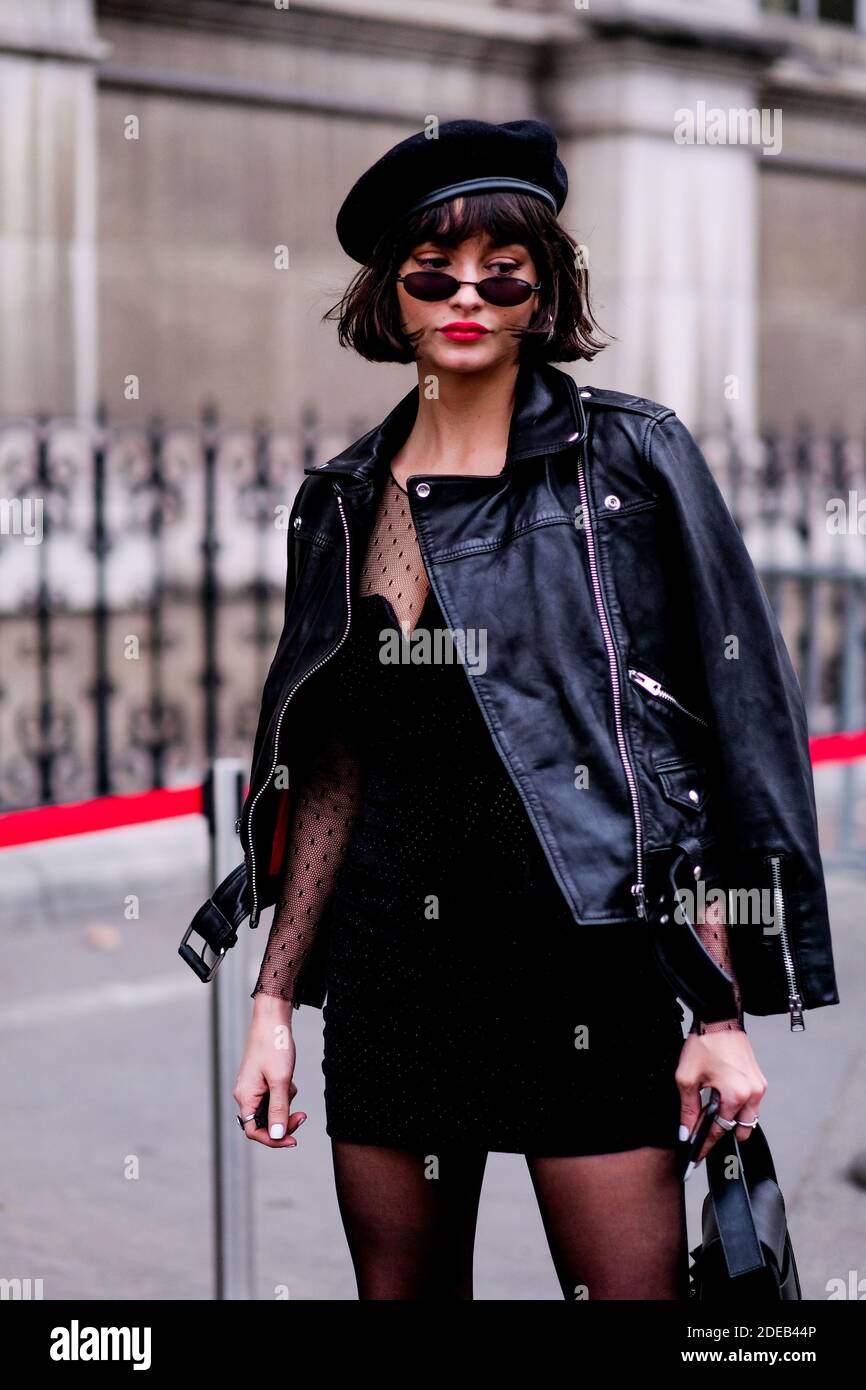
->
[335, 118, 568, 265]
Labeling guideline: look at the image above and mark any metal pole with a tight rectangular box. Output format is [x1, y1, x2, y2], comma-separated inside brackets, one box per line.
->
[208, 757, 256, 1300]
[839, 580, 864, 863]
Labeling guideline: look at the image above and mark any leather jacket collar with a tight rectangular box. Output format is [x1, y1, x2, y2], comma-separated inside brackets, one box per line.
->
[303, 357, 589, 486]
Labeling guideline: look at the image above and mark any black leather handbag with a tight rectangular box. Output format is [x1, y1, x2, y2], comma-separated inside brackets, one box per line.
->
[688, 1122, 802, 1300]
[646, 837, 802, 1299]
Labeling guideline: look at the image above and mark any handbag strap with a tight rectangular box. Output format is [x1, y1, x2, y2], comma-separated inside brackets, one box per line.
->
[705, 1129, 766, 1277]
[744, 1122, 779, 1184]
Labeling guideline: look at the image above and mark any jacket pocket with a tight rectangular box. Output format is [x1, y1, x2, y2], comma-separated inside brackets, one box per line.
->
[653, 757, 711, 813]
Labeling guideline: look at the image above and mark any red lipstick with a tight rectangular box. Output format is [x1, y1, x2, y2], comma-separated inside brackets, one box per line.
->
[438, 322, 491, 342]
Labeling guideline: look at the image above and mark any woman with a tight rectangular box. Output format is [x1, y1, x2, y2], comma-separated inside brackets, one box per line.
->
[227, 119, 837, 1299]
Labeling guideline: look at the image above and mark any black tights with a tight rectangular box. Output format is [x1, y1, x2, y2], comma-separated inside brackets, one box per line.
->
[331, 1139, 690, 1300]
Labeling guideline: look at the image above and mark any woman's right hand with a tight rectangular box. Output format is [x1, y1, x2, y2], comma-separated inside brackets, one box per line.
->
[233, 994, 308, 1148]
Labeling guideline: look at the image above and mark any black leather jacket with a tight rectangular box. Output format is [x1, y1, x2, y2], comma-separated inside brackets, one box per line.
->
[181, 359, 839, 1030]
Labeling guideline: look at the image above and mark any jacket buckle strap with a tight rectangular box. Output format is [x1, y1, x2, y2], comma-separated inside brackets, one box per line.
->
[647, 836, 740, 1023]
[178, 861, 250, 982]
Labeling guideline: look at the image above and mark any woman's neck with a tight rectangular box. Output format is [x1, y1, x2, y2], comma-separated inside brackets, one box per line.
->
[390, 360, 519, 482]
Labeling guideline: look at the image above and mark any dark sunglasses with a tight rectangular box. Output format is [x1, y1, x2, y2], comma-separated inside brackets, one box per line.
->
[396, 271, 541, 307]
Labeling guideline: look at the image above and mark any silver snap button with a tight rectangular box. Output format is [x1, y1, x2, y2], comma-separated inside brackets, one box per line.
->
[659, 913, 669, 924]
[580, 389, 592, 397]
[688, 788, 699, 803]
[693, 863, 701, 878]
[416, 482, 431, 498]
[603, 494, 621, 510]
[293, 516, 302, 530]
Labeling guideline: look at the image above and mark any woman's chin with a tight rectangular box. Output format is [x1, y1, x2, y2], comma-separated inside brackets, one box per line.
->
[422, 336, 511, 375]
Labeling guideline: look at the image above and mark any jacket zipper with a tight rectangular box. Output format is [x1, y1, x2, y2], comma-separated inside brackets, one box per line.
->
[243, 486, 353, 927]
[768, 854, 805, 1031]
[627, 669, 710, 729]
[576, 449, 647, 919]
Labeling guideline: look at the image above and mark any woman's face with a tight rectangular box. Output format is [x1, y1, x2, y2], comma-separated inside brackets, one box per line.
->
[395, 223, 541, 375]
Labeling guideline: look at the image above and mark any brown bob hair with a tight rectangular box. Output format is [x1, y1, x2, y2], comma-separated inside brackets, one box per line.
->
[322, 191, 611, 365]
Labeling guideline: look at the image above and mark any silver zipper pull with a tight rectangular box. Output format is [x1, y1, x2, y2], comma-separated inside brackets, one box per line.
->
[631, 882, 648, 919]
[628, 668, 709, 728]
[235, 816, 241, 835]
[789, 993, 806, 1031]
[628, 669, 662, 696]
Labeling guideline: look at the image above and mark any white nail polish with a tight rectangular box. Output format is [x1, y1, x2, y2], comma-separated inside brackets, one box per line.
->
[683, 1160, 696, 1181]
[270, 1122, 285, 1139]
[678, 1124, 690, 1143]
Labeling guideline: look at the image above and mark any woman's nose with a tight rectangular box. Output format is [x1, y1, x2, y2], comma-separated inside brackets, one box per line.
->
[448, 281, 485, 311]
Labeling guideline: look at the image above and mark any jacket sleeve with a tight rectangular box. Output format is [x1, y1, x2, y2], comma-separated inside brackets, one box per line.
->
[644, 410, 839, 1020]
[282, 477, 308, 624]
[244, 478, 310, 815]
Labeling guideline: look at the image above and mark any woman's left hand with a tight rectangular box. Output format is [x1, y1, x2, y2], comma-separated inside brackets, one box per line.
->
[675, 1030, 768, 1169]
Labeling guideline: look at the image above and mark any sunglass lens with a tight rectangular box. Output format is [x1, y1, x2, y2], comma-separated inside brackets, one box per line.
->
[479, 277, 534, 306]
[400, 272, 456, 302]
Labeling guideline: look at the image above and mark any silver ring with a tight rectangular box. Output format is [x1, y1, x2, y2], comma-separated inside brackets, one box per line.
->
[715, 1114, 758, 1131]
[237, 1112, 257, 1130]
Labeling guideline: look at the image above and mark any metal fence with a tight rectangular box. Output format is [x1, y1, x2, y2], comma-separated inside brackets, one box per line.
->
[1, 406, 864, 858]
[0, 403, 314, 807]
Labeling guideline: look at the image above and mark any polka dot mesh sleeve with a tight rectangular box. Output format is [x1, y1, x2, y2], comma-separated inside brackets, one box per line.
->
[689, 894, 746, 1035]
[250, 472, 425, 1007]
[250, 732, 362, 1006]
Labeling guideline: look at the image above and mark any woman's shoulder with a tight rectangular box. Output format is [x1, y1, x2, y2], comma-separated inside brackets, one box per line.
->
[576, 382, 675, 422]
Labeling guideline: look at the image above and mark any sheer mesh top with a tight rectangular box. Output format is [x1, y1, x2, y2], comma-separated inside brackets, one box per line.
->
[251, 471, 744, 1033]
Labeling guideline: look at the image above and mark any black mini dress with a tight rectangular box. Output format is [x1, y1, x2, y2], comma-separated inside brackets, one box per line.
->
[289, 473, 689, 1157]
